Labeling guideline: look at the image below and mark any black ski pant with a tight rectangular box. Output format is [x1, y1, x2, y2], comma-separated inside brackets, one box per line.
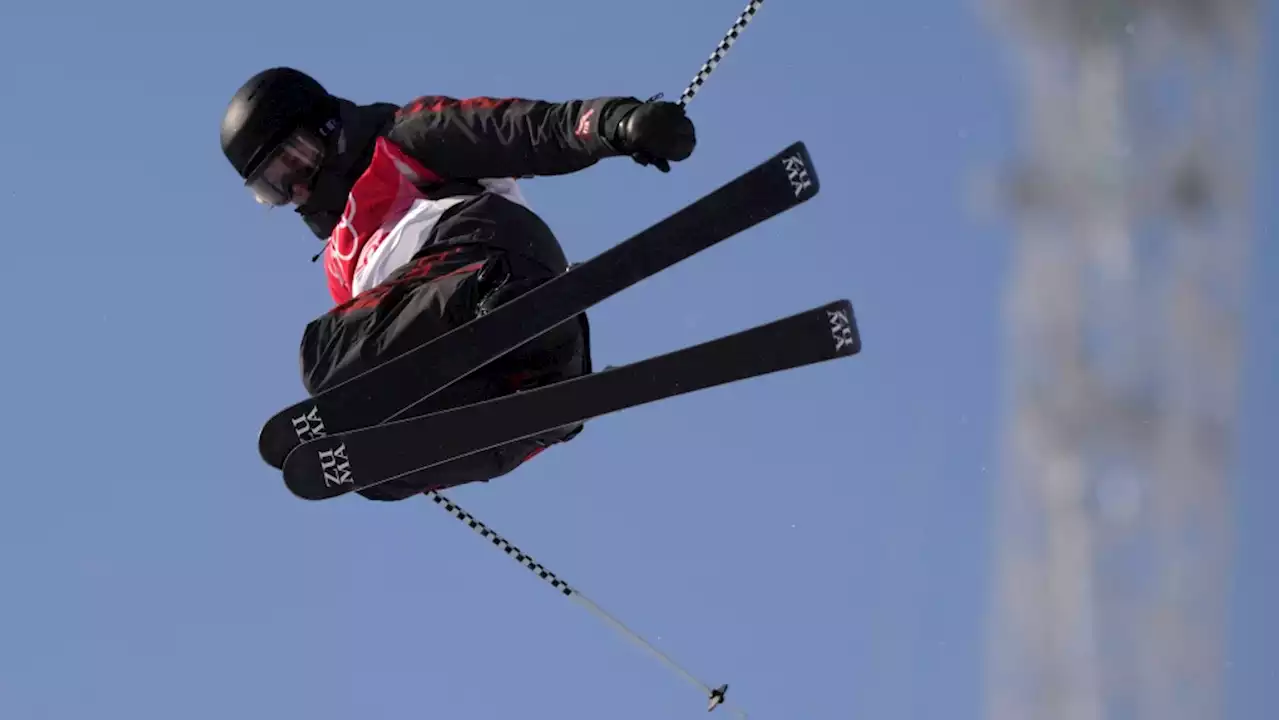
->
[298, 200, 591, 502]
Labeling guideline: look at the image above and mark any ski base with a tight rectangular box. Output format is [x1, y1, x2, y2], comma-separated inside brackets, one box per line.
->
[258, 141, 821, 469]
[282, 299, 860, 500]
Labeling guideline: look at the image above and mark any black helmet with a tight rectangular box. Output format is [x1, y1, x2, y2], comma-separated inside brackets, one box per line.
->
[220, 67, 341, 205]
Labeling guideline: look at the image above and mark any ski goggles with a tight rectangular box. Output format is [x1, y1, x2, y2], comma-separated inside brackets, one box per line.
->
[244, 129, 326, 207]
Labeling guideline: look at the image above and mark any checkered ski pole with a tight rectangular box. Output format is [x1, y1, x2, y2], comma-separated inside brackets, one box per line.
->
[677, 0, 766, 107]
[425, 490, 744, 716]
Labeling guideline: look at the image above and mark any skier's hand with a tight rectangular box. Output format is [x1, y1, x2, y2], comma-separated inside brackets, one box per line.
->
[617, 101, 696, 173]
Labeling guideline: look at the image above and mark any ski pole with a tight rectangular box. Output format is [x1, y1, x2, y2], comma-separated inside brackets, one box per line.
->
[678, 0, 766, 107]
[419, 3, 772, 712]
[425, 490, 745, 716]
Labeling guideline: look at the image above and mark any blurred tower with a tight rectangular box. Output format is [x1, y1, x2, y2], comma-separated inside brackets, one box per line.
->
[977, 1, 1260, 719]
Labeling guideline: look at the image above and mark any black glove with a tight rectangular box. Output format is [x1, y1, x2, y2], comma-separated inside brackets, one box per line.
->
[615, 100, 696, 172]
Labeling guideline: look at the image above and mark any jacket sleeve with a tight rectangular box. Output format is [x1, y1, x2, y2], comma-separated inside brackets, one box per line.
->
[385, 95, 641, 180]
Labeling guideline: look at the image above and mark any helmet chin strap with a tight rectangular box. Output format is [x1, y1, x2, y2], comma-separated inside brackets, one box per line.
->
[310, 238, 331, 263]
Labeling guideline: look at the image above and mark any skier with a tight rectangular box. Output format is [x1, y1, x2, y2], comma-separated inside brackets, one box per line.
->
[220, 67, 695, 501]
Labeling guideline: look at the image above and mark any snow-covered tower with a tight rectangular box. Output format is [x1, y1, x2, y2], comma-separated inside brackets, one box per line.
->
[977, 1, 1260, 718]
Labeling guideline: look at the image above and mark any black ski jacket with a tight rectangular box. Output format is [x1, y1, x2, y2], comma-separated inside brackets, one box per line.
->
[296, 94, 643, 241]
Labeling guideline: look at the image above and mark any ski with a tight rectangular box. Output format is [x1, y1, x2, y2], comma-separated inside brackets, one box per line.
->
[282, 299, 860, 500]
[258, 141, 821, 469]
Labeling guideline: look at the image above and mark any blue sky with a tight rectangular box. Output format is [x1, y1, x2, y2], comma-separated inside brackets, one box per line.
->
[0, 1, 1273, 718]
